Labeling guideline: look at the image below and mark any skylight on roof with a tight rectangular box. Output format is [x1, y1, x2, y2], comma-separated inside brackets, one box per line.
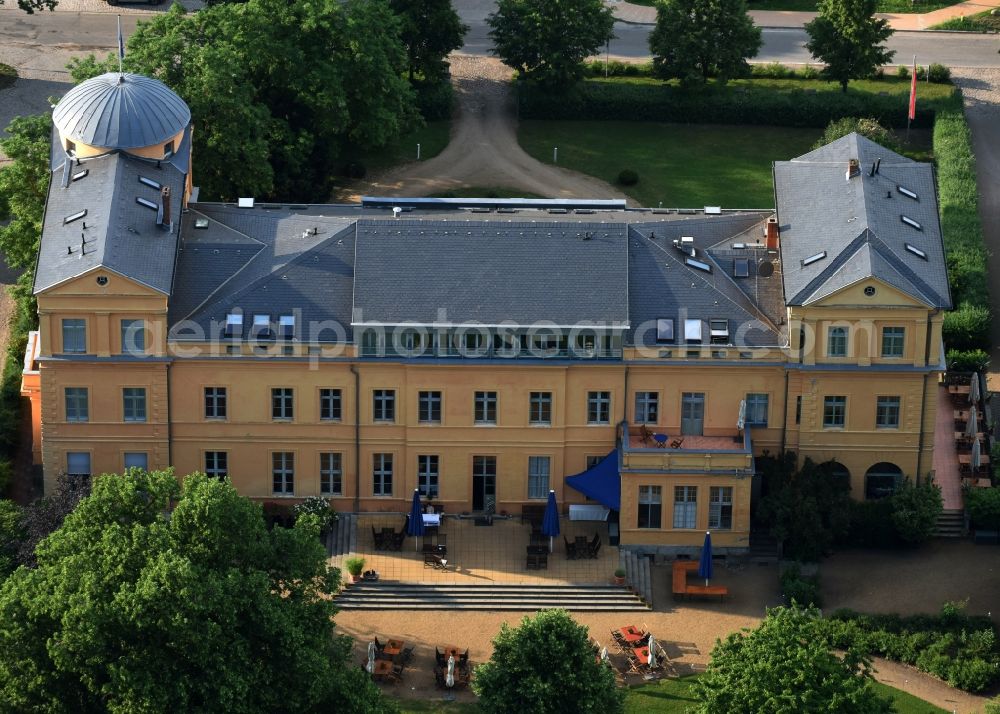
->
[905, 243, 928, 260]
[194, 218, 209, 229]
[139, 176, 161, 190]
[901, 215, 922, 230]
[684, 319, 703, 343]
[71, 169, 89, 182]
[64, 209, 87, 225]
[656, 318, 674, 343]
[253, 314, 270, 326]
[897, 185, 918, 200]
[136, 197, 158, 210]
[734, 258, 750, 278]
[685, 258, 712, 273]
[802, 251, 827, 267]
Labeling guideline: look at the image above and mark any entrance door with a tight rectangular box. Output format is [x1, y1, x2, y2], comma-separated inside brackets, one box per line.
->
[681, 392, 705, 435]
[472, 456, 497, 512]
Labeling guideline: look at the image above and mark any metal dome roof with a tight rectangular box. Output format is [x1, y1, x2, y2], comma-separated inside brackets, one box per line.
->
[53, 72, 191, 150]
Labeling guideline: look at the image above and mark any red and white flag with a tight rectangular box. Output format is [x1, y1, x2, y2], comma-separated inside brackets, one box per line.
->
[908, 56, 917, 121]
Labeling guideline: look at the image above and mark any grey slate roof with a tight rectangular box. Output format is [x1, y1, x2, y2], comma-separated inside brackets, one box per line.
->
[350, 219, 629, 326]
[626, 215, 784, 347]
[34, 151, 186, 295]
[53, 73, 191, 150]
[774, 133, 951, 308]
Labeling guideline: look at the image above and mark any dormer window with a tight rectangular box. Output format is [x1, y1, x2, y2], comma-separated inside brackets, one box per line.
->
[684, 319, 703, 344]
[279, 315, 295, 340]
[710, 319, 729, 345]
[224, 313, 243, 338]
[656, 319, 674, 343]
[252, 314, 274, 341]
[66, 139, 76, 155]
[164, 140, 175, 158]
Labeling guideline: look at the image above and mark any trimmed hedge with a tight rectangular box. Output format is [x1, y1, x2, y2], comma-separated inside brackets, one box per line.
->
[823, 605, 1000, 693]
[518, 79, 938, 129]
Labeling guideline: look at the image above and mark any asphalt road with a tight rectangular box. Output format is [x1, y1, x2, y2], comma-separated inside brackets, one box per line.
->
[1, 7, 998, 68]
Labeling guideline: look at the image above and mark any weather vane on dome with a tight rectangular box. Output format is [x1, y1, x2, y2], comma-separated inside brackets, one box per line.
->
[116, 15, 125, 80]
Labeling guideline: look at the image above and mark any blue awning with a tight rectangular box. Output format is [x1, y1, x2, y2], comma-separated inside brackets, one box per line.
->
[566, 449, 620, 511]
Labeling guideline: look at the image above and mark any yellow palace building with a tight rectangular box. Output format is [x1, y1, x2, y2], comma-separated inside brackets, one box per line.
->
[21, 72, 950, 555]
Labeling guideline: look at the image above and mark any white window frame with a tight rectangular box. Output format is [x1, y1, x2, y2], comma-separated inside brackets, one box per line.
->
[672, 485, 697, 529]
[527, 456, 550, 499]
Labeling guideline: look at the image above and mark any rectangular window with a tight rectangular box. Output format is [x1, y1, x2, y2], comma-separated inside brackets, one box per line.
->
[881, 327, 905, 358]
[876, 396, 901, 429]
[418, 391, 442, 424]
[252, 314, 274, 341]
[827, 326, 848, 357]
[373, 390, 395, 422]
[586, 455, 602, 469]
[224, 313, 243, 338]
[823, 396, 847, 428]
[204, 387, 227, 419]
[320, 388, 342, 421]
[672, 486, 697, 529]
[529, 392, 552, 425]
[635, 391, 658, 424]
[272, 452, 294, 495]
[123, 388, 147, 423]
[320, 452, 343, 495]
[121, 319, 146, 355]
[709, 319, 729, 344]
[745, 393, 769, 427]
[708, 487, 733, 530]
[474, 391, 497, 424]
[587, 391, 611, 425]
[528, 456, 550, 499]
[272, 388, 293, 420]
[637, 485, 662, 529]
[795, 396, 802, 425]
[418, 454, 439, 498]
[62, 319, 86, 353]
[656, 319, 674, 343]
[373, 453, 393, 496]
[205, 451, 228, 479]
[124, 452, 148, 470]
[279, 315, 295, 340]
[66, 451, 91, 478]
[65, 387, 89, 422]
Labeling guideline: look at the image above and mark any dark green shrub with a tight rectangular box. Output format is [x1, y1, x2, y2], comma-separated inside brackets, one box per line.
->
[780, 564, 822, 607]
[751, 62, 793, 79]
[928, 63, 951, 83]
[946, 349, 990, 373]
[617, 169, 639, 186]
[897, 65, 910, 79]
[967, 488, 1000, 530]
[814, 116, 898, 151]
[915, 65, 927, 81]
[413, 78, 454, 121]
[840, 499, 897, 548]
[889, 481, 942, 544]
[943, 303, 992, 351]
[800, 64, 821, 80]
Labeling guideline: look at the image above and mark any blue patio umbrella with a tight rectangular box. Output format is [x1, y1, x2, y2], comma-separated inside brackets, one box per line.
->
[407, 488, 425, 551]
[698, 531, 713, 587]
[541, 489, 560, 553]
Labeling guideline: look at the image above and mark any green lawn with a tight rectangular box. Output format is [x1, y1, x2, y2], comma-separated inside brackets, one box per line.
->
[931, 9, 1000, 31]
[358, 120, 451, 174]
[394, 677, 948, 713]
[518, 121, 819, 208]
[626, 0, 956, 10]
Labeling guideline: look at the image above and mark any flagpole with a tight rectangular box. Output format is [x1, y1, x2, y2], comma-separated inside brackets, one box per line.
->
[117, 15, 125, 77]
[906, 54, 916, 143]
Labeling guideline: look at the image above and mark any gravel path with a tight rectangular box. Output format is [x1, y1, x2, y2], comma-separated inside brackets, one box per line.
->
[352, 55, 630, 202]
[951, 68, 1000, 386]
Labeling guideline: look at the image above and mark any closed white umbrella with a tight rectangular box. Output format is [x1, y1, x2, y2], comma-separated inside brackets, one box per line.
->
[967, 407, 979, 438]
[647, 634, 657, 670]
[367, 641, 376, 674]
[600, 646, 609, 663]
[446, 655, 455, 688]
[972, 438, 982, 471]
[970, 373, 981, 405]
[737, 399, 746, 431]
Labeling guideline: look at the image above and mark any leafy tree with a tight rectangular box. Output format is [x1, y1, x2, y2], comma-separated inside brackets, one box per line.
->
[805, 0, 895, 93]
[15, 472, 89, 568]
[966, 487, 1000, 530]
[389, 0, 467, 81]
[0, 500, 21, 580]
[889, 480, 942, 543]
[69, 0, 418, 202]
[814, 116, 900, 151]
[0, 0, 56, 14]
[0, 469, 392, 713]
[757, 454, 852, 562]
[649, 0, 761, 84]
[473, 609, 623, 714]
[693, 605, 893, 714]
[487, 0, 615, 88]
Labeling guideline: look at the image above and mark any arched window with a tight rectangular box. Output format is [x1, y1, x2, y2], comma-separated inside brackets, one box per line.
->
[865, 462, 903, 500]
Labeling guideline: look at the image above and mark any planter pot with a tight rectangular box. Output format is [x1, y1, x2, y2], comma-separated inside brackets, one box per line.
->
[613, 575, 626, 586]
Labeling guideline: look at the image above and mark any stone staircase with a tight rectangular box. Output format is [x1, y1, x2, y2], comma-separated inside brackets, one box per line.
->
[748, 531, 779, 563]
[335, 583, 649, 611]
[934, 508, 965, 538]
[327, 513, 357, 557]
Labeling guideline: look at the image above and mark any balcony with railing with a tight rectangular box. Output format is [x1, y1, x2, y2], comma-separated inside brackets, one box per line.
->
[619, 421, 753, 475]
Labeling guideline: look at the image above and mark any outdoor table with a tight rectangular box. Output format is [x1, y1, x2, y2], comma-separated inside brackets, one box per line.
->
[373, 660, 393, 680]
[619, 626, 645, 643]
[977, 478, 993, 488]
[633, 646, 652, 665]
[526, 545, 547, 555]
[383, 639, 404, 657]
[653, 433, 668, 448]
[949, 384, 971, 395]
[959, 453, 990, 466]
[575, 536, 589, 547]
[441, 645, 463, 659]
[955, 432, 985, 441]
[529, 532, 546, 545]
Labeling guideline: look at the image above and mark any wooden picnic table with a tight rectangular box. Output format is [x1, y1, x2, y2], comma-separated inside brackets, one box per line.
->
[441, 645, 463, 660]
[618, 626, 645, 643]
[949, 384, 971, 395]
[383, 639, 404, 657]
[954, 409, 981, 422]
[959, 453, 990, 466]
[372, 660, 393, 681]
[955, 432, 984, 441]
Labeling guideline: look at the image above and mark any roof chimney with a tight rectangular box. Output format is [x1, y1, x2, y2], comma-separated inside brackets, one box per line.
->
[765, 217, 779, 251]
[158, 186, 171, 230]
[846, 159, 860, 181]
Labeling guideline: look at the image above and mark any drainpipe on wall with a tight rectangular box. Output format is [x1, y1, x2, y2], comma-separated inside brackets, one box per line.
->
[165, 361, 172, 467]
[915, 310, 937, 485]
[351, 364, 360, 513]
[779, 369, 789, 456]
[623, 366, 629, 425]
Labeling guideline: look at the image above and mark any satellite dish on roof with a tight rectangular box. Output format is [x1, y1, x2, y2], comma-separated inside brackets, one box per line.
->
[758, 260, 774, 278]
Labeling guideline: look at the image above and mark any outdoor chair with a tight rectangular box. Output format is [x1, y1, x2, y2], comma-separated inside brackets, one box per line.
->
[435, 647, 446, 667]
[434, 667, 446, 689]
[526, 553, 539, 569]
[588, 534, 601, 559]
[374, 637, 386, 658]
[564, 536, 577, 559]
[390, 531, 405, 551]
[400, 646, 415, 665]
[436, 533, 447, 547]
[424, 552, 442, 567]
[640, 424, 653, 445]
[670, 438, 684, 449]
[372, 526, 385, 550]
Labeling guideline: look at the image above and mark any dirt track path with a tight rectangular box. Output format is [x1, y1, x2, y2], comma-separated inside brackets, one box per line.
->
[352, 55, 629, 202]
